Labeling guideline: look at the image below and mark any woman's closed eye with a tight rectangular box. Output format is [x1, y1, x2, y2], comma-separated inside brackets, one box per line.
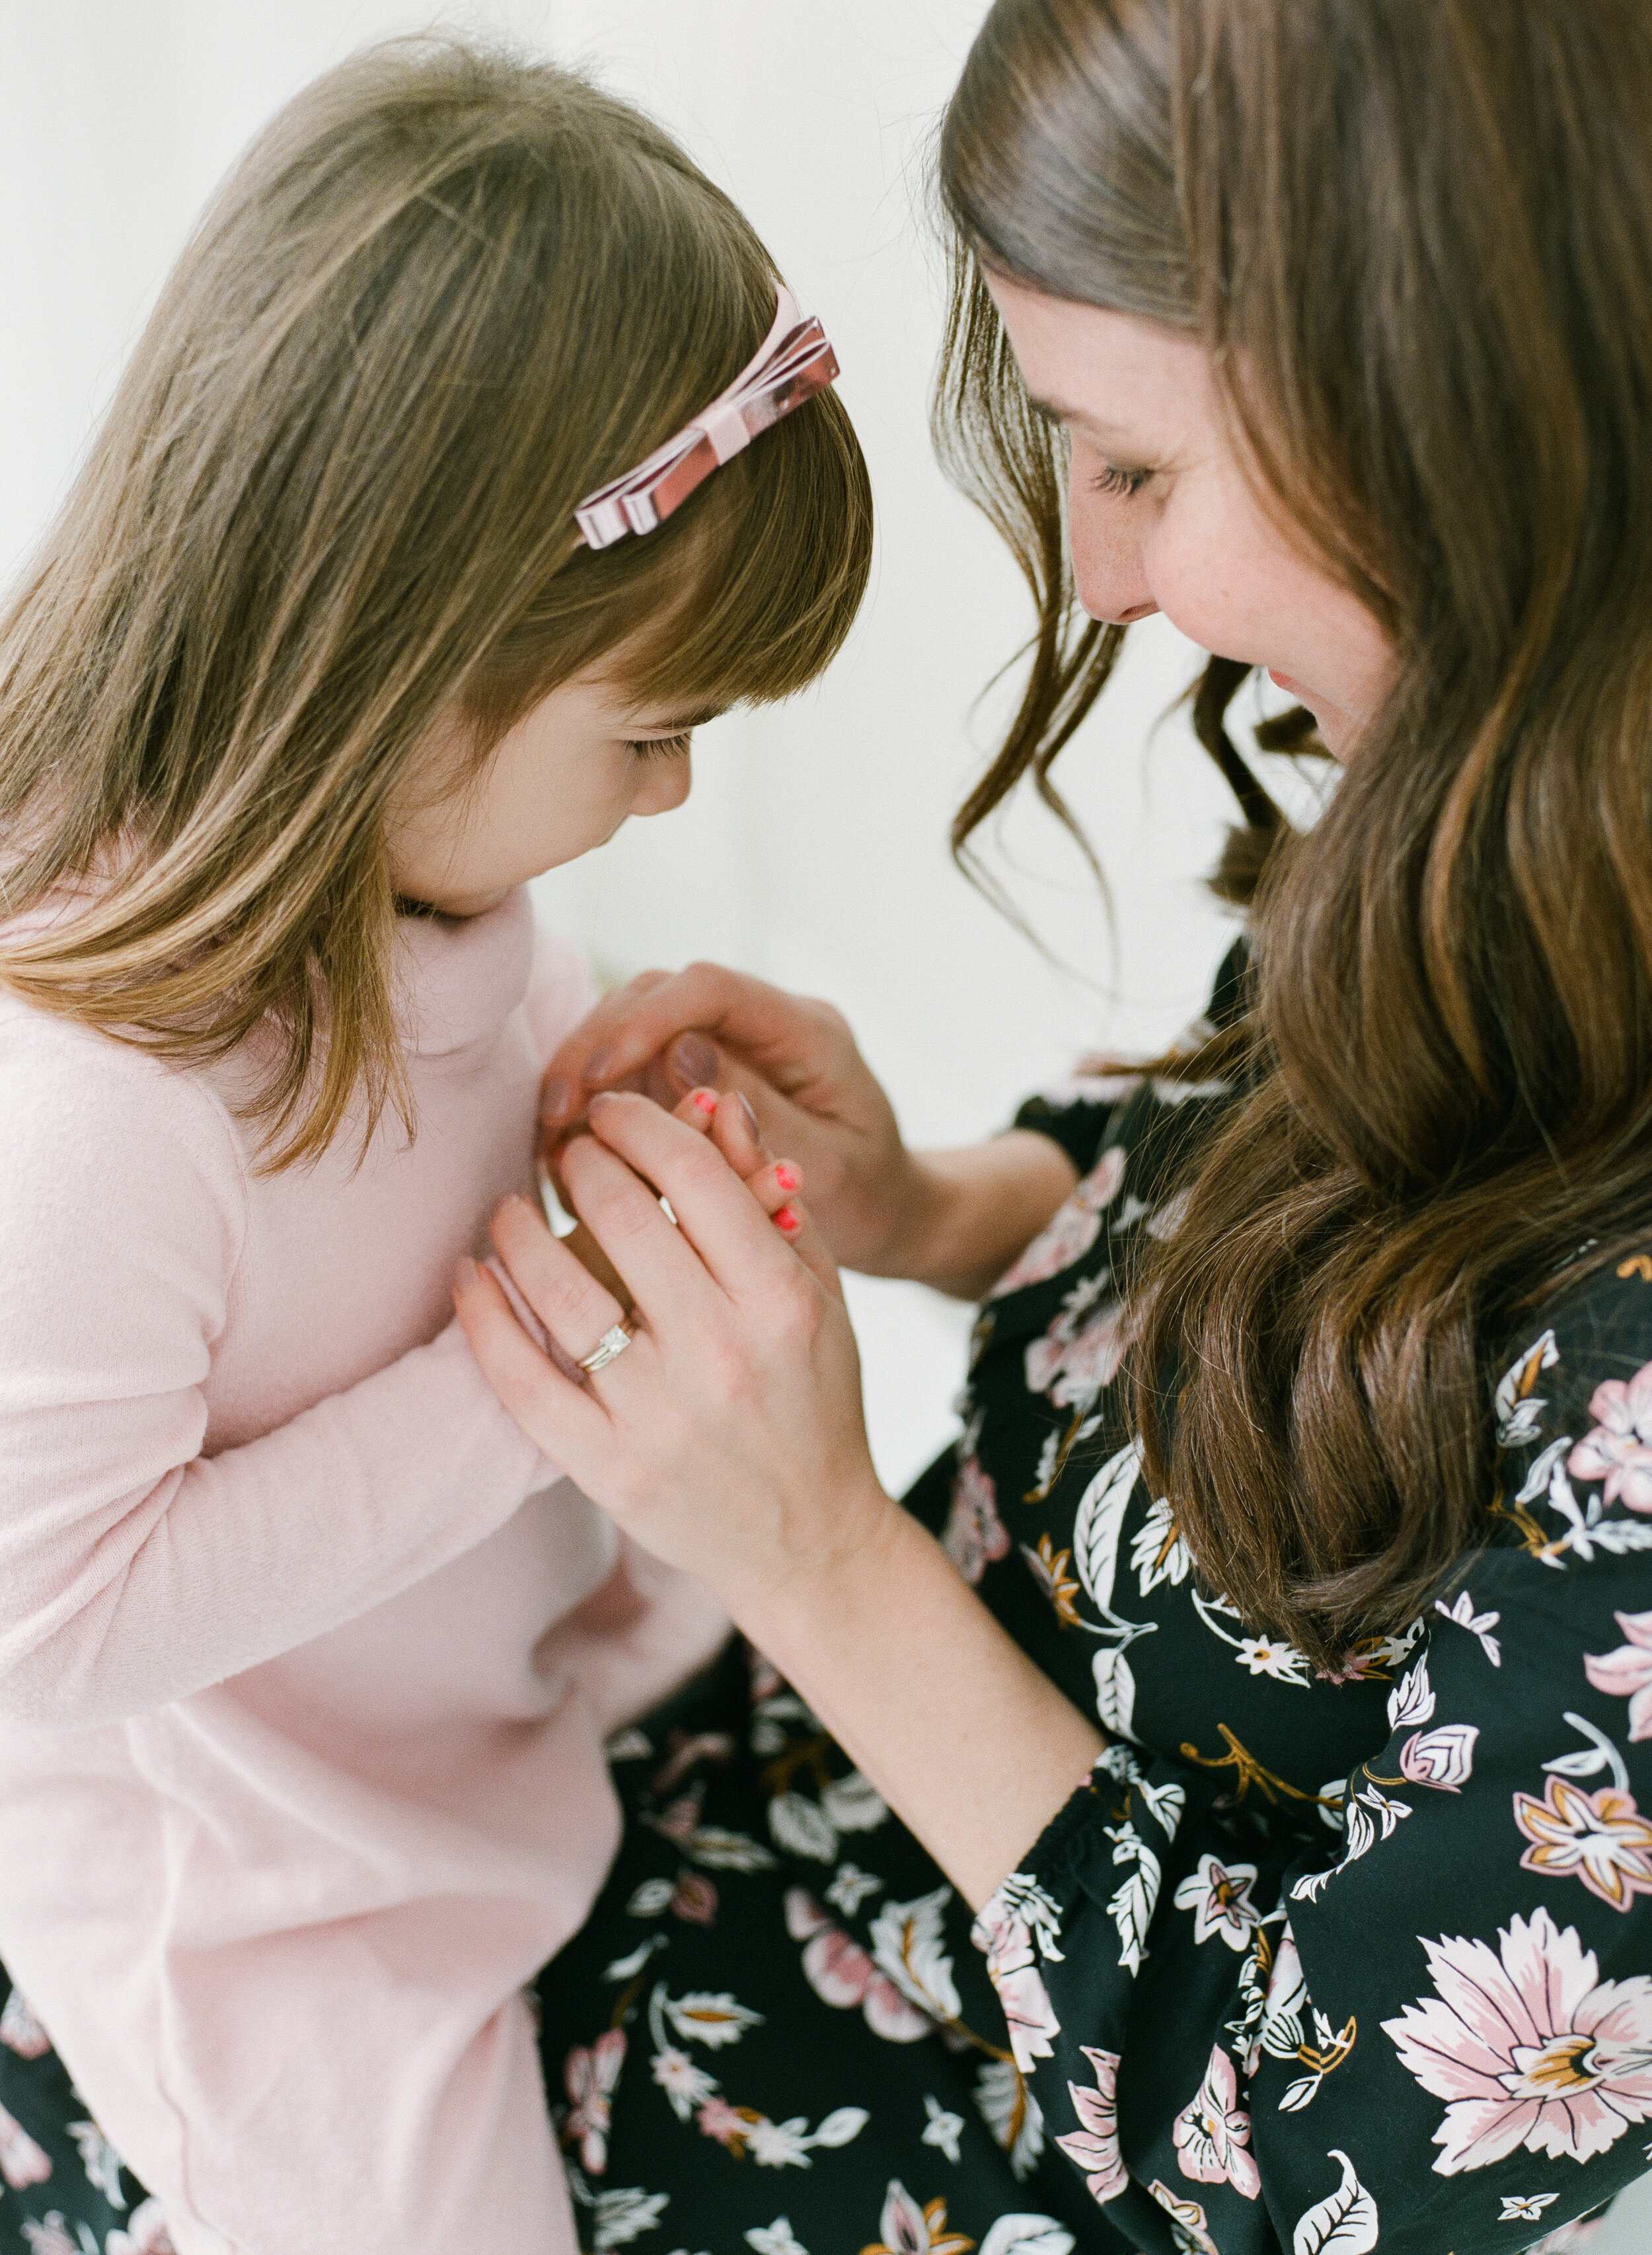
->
[1092, 460, 1152, 499]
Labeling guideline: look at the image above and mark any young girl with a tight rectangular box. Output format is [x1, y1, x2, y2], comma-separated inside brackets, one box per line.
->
[0, 37, 868, 2255]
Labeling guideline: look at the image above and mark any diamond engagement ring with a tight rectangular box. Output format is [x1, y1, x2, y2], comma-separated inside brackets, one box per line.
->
[577, 1321, 634, 1375]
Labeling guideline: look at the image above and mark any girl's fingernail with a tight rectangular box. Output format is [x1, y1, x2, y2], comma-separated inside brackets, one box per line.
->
[540, 1076, 572, 1122]
[670, 1031, 719, 1087]
[585, 1045, 615, 1083]
[454, 1255, 480, 1294]
[774, 1205, 801, 1235]
[737, 1091, 758, 1136]
[774, 1164, 800, 1193]
[692, 1088, 718, 1115]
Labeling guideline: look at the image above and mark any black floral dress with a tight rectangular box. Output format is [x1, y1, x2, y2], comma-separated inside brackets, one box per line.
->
[4, 946, 1650, 2255]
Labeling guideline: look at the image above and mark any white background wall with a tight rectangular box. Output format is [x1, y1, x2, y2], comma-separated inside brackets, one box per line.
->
[3, 13, 1645, 2243]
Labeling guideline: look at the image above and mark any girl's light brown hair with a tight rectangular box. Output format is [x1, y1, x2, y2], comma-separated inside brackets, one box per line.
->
[0, 36, 871, 1165]
[939, 0, 1652, 1662]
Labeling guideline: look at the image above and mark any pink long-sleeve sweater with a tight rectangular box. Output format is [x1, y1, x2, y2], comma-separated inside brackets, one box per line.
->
[0, 887, 728, 2254]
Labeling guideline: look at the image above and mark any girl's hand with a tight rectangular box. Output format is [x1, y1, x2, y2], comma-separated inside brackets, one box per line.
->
[537, 965, 934, 1277]
[459, 1090, 895, 1612]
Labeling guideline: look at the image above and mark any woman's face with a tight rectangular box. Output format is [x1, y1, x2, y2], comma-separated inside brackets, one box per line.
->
[985, 271, 1393, 757]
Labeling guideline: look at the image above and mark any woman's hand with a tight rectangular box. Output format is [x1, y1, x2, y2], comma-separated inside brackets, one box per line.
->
[454, 1088, 1106, 1911]
[467, 1090, 893, 1611]
[537, 964, 933, 1278]
[537, 963, 1079, 1297]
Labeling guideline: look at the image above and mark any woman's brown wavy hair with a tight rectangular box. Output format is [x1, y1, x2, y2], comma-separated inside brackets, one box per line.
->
[0, 37, 871, 1166]
[938, 0, 1652, 1662]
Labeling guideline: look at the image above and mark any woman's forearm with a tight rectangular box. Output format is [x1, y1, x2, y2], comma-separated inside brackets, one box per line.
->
[732, 1489, 1105, 1909]
[881, 1130, 1077, 1298]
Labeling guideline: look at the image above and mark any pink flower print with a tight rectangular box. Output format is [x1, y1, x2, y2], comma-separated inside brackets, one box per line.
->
[1585, 1609, 1652, 1741]
[654, 1791, 704, 1845]
[987, 1146, 1126, 1300]
[696, 2092, 758, 2152]
[1172, 2044, 1261, 2199]
[1399, 1724, 1480, 1792]
[972, 1901, 1061, 2073]
[1024, 1296, 1131, 1411]
[1382, 1905, 1652, 2172]
[0, 2101, 51, 2190]
[562, 2027, 626, 2174]
[107, 2201, 178, 2255]
[20, 2220, 77, 2255]
[940, 1456, 1010, 1587]
[1055, 2045, 1128, 2204]
[784, 1890, 932, 2042]
[0, 1988, 51, 2059]
[1513, 1775, 1652, 1911]
[1569, 1360, 1652, 1512]
[861, 2180, 975, 2255]
[671, 1870, 719, 1925]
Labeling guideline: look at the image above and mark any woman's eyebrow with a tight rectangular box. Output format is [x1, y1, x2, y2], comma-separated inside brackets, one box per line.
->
[1026, 392, 1139, 447]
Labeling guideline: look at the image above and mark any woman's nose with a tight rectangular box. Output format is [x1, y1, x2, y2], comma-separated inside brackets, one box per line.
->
[1068, 466, 1158, 627]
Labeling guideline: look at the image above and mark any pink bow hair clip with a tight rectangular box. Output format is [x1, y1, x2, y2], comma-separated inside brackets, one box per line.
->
[572, 285, 840, 550]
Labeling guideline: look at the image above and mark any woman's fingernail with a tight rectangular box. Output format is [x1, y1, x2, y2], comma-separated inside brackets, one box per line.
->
[670, 1032, 718, 1087]
[585, 1045, 615, 1083]
[737, 1091, 758, 1137]
[692, 1088, 718, 1115]
[774, 1164, 800, 1193]
[540, 1076, 572, 1123]
[774, 1205, 802, 1235]
[454, 1255, 480, 1294]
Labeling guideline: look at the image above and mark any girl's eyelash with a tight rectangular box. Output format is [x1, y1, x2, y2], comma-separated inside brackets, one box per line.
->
[1093, 461, 1152, 499]
[625, 731, 692, 760]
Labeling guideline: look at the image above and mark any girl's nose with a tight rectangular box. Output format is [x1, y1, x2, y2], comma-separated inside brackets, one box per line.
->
[635, 751, 693, 819]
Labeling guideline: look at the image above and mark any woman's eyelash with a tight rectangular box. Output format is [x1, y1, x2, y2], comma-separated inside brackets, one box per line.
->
[625, 732, 693, 760]
[1092, 461, 1151, 499]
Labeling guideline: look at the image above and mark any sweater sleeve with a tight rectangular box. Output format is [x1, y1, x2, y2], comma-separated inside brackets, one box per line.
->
[0, 1014, 548, 1729]
[971, 1265, 1652, 2255]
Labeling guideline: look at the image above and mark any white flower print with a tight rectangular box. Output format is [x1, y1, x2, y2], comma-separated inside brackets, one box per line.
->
[978, 2221, 1074, 2255]
[1174, 1854, 1263, 1950]
[922, 2094, 964, 2163]
[661, 1990, 764, 2050]
[563, 2028, 626, 2174]
[1433, 1590, 1503, 1666]
[1024, 1278, 1131, 1411]
[986, 1871, 1067, 1962]
[650, 2042, 719, 2122]
[746, 2223, 809, 2255]
[1399, 1724, 1480, 1792]
[589, 2183, 671, 2249]
[987, 1145, 1126, 1300]
[1496, 1328, 1559, 1446]
[941, 1454, 1010, 1586]
[1053, 2045, 1128, 2204]
[826, 1861, 883, 1916]
[975, 2059, 1046, 2181]
[1382, 1905, 1652, 2171]
[106, 2198, 176, 2254]
[768, 1769, 887, 1864]
[1585, 1608, 1652, 1740]
[869, 1888, 963, 2025]
[1131, 1493, 1192, 1595]
[862, 2178, 974, 2254]
[1172, 2044, 1261, 2200]
[1237, 1634, 1311, 1683]
[66, 2119, 125, 2207]
[1501, 2192, 1561, 2223]
[20, 2221, 78, 2255]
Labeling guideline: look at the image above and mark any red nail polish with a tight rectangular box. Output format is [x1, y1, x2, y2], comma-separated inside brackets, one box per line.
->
[774, 1164, 800, 1193]
[774, 1205, 801, 1234]
[692, 1089, 718, 1115]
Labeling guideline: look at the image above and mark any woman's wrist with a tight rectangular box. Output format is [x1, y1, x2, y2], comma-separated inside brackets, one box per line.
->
[870, 1133, 1078, 1298]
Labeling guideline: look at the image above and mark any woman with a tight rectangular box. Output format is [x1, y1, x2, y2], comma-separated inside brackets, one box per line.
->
[457, 2, 1652, 2251]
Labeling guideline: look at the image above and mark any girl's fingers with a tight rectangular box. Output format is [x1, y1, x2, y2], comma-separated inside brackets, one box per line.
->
[710, 1086, 765, 1177]
[582, 1091, 809, 1300]
[488, 1193, 634, 1368]
[451, 1255, 613, 1459]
